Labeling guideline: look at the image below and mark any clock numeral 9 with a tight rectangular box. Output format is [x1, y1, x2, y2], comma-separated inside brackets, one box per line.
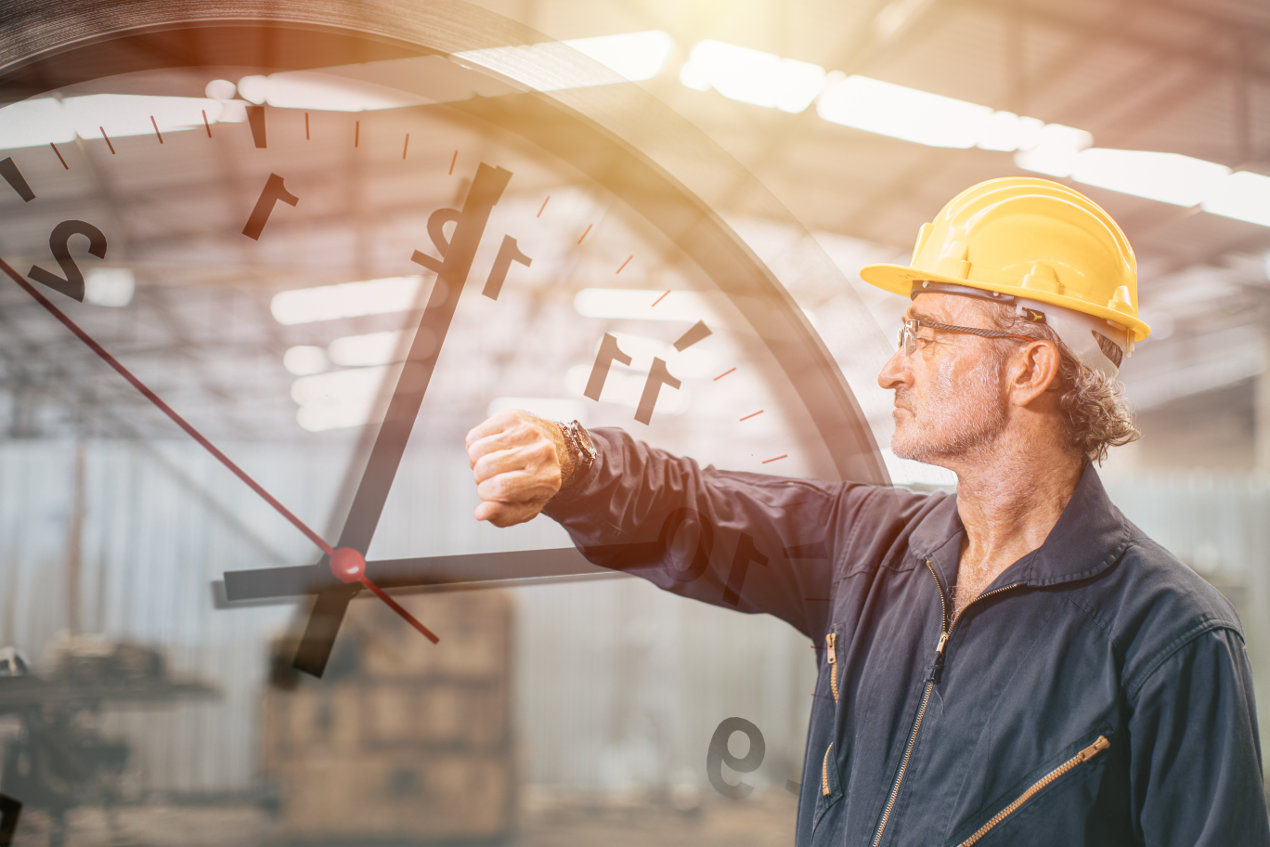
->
[28, 219, 108, 302]
[706, 717, 766, 799]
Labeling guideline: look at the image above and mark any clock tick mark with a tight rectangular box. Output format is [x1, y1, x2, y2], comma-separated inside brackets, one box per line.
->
[150, 115, 163, 143]
[99, 126, 116, 154]
[304, 111, 310, 140]
[740, 410, 764, 422]
[616, 255, 632, 274]
[577, 223, 593, 244]
[651, 290, 670, 307]
[449, 149, 457, 175]
[49, 142, 68, 169]
[673, 319, 711, 350]
[762, 454, 788, 464]
[713, 367, 736, 380]
[536, 195, 549, 217]
[201, 109, 212, 138]
[354, 120, 360, 148]
[247, 105, 267, 147]
[0, 158, 34, 202]
[402, 132, 410, 159]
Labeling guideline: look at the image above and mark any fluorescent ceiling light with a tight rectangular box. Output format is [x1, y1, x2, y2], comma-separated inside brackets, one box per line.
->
[564, 31, 675, 82]
[328, 329, 410, 367]
[283, 345, 329, 376]
[817, 75, 991, 148]
[680, 40, 825, 113]
[270, 277, 423, 325]
[564, 364, 690, 416]
[573, 288, 716, 321]
[1071, 149, 1230, 207]
[237, 72, 427, 111]
[0, 95, 238, 150]
[291, 363, 429, 432]
[1202, 170, 1270, 228]
[1012, 123, 1094, 177]
[975, 111, 1045, 153]
[456, 31, 674, 91]
[83, 267, 135, 307]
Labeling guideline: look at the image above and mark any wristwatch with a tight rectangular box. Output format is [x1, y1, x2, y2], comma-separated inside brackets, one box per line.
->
[557, 419, 598, 488]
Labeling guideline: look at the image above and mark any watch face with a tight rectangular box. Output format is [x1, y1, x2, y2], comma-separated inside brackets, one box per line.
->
[0, 2, 886, 843]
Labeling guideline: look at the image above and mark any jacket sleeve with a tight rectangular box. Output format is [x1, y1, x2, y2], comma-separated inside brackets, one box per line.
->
[1127, 624, 1270, 846]
[541, 427, 872, 639]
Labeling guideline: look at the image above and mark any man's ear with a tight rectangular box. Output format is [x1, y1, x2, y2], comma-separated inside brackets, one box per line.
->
[1009, 339, 1062, 407]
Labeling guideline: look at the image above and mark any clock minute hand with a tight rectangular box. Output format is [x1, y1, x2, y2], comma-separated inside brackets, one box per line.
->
[0, 256, 440, 643]
[291, 163, 513, 677]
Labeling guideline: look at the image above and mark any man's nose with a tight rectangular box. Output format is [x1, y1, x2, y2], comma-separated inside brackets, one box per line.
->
[877, 346, 908, 390]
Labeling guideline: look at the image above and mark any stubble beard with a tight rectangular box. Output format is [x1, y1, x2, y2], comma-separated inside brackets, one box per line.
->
[891, 353, 1008, 465]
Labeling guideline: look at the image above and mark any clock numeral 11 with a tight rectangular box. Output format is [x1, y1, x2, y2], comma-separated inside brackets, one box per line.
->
[585, 319, 712, 425]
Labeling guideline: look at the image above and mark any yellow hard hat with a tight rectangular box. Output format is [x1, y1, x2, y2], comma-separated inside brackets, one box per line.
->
[860, 177, 1150, 345]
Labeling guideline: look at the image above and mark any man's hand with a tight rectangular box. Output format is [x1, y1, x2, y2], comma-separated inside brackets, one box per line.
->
[465, 410, 567, 527]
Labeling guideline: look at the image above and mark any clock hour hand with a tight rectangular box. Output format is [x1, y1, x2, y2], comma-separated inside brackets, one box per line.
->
[290, 162, 513, 677]
[222, 543, 662, 603]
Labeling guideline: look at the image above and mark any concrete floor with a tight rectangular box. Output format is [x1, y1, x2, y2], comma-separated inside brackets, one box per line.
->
[9, 790, 800, 847]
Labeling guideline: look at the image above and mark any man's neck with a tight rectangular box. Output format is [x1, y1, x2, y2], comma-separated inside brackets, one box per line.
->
[947, 443, 1084, 617]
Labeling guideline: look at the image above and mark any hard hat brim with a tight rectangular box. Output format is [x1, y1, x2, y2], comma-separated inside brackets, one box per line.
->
[859, 262, 1151, 342]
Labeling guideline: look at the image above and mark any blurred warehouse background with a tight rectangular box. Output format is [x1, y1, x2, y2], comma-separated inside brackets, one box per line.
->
[0, 0, 1267, 844]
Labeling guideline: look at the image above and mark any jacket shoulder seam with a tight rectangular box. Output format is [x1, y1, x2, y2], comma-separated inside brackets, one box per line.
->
[1126, 619, 1246, 700]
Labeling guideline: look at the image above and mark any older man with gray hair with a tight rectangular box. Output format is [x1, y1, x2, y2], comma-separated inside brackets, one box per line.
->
[465, 177, 1269, 846]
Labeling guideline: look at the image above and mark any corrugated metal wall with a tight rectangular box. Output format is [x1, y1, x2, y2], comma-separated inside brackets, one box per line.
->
[1, 439, 1265, 794]
[0, 438, 816, 795]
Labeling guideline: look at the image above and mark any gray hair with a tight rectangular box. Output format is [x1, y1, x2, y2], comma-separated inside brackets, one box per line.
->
[984, 303, 1140, 464]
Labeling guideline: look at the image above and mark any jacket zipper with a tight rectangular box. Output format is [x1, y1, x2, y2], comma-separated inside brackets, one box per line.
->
[870, 559, 1023, 847]
[826, 632, 839, 703]
[822, 742, 834, 796]
[954, 735, 1111, 847]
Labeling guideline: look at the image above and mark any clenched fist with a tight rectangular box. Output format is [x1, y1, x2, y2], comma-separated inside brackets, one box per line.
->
[465, 410, 568, 527]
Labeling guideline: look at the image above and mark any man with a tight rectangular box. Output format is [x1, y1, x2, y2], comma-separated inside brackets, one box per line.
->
[465, 178, 1269, 845]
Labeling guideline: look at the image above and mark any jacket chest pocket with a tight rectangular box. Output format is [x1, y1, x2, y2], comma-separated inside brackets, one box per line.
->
[947, 731, 1113, 847]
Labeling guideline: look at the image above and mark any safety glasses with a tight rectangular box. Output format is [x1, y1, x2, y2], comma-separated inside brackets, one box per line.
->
[898, 317, 1038, 356]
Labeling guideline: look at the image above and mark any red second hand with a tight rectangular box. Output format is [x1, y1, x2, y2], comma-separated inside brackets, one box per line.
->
[1, 258, 438, 642]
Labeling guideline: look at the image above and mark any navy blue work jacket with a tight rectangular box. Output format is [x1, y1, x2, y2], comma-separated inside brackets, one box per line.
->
[544, 429, 1270, 846]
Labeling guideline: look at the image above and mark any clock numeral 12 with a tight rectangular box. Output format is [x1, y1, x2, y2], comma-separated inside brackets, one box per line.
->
[411, 179, 531, 301]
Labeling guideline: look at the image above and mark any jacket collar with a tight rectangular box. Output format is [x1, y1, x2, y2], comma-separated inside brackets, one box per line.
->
[910, 462, 1131, 590]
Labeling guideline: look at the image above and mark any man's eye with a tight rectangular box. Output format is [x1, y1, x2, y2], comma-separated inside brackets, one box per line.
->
[915, 335, 936, 348]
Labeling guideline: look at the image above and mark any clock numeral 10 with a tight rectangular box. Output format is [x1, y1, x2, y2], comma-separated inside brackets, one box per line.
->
[0, 793, 20, 847]
[658, 507, 769, 608]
